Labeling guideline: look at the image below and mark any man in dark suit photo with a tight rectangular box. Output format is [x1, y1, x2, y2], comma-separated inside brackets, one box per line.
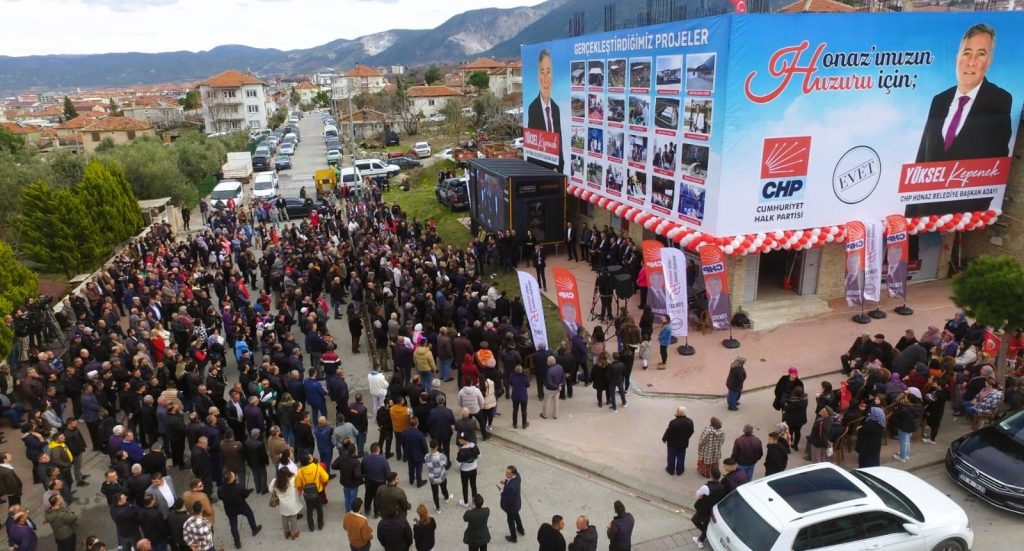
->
[528, 48, 564, 173]
[916, 23, 1012, 164]
[909, 23, 1011, 217]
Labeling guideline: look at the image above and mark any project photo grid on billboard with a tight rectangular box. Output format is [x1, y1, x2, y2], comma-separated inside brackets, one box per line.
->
[522, 12, 1024, 242]
[523, 18, 729, 232]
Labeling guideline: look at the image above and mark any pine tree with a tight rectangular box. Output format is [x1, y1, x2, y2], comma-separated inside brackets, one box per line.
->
[63, 96, 78, 121]
[16, 181, 103, 276]
[76, 160, 142, 248]
[105, 160, 144, 239]
[0, 241, 38, 361]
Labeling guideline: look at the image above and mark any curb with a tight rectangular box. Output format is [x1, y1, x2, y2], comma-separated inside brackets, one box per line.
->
[631, 369, 846, 399]
[488, 427, 694, 513]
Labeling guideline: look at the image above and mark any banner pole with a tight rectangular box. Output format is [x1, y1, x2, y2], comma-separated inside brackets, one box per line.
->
[677, 336, 695, 356]
[852, 301, 871, 324]
[868, 302, 887, 319]
[894, 302, 914, 316]
[722, 324, 740, 349]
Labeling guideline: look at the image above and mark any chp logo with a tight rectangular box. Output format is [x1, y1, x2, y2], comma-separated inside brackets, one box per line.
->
[759, 136, 811, 202]
[833, 146, 881, 204]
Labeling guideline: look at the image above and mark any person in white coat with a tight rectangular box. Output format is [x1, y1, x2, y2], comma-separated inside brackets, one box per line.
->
[368, 369, 389, 412]
[270, 467, 304, 540]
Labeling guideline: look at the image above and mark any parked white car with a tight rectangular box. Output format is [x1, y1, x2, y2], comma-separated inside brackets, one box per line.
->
[210, 180, 243, 209]
[706, 464, 972, 551]
[251, 172, 278, 199]
[354, 159, 400, 179]
[413, 141, 431, 158]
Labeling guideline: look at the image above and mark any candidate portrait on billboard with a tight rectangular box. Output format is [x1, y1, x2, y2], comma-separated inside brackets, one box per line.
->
[527, 48, 563, 172]
[915, 23, 1012, 163]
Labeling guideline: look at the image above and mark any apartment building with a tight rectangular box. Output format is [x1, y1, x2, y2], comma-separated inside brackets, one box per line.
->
[198, 69, 269, 133]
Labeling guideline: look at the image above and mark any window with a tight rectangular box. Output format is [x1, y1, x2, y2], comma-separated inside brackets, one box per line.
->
[127, 131, 136, 139]
[849, 471, 924, 522]
[247, 105, 260, 114]
[578, 198, 594, 218]
[428, 99, 436, 106]
[245, 88, 258, 98]
[715, 493, 779, 551]
[223, 90, 237, 99]
[857, 511, 906, 540]
[248, 121, 261, 129]
[767, 469, 866, 513]
[793, 515, 861, 550]
[90, 132, 101, 142]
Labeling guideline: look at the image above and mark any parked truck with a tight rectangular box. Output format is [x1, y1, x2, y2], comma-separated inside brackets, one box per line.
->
[221, 152, 254, 184]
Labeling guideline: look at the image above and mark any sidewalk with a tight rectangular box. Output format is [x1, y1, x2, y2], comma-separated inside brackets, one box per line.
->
[540, 255, 960, 396]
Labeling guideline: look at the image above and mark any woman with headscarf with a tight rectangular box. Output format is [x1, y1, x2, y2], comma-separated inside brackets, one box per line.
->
[696, 417, 725, 478]
[855, 406, 886, 468]
[782, 387, 808, 452]
[920, 326, 942, 348]
[922, 374, 950, 444]
[903, 362, 929, 392]
[773, 368, 802, 411]
[884, 372, 908, 403]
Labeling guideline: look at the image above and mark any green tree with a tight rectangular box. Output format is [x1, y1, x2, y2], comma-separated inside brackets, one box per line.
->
[467, 71, 490, 90]
[0, 241, 38, 361]
[473, 90, 502, 124]
[16, 182, 103, 276]
[951, 254, 1024, 382]
[76, 160, 142, 249]
[0, 127, 25, 155]
[108, 98, 122, 116]
[269, 107, 288, 129]
[313, 91, 331, 108]
[424, 65, 443, 85]
[179, 89, 201, 110]
[441, 100, 467, 137]
[95, 137, 117, 153]
[97, 139, 196, 205]
[289, 88, 300, 107]
[48, 151, 88, 186]
[63, 96, 78, 120]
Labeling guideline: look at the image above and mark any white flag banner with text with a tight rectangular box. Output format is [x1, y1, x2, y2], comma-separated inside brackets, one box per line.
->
[863, 219, 885, 303]
[659, 247, 689, 338]
[517, 270, 549, 350]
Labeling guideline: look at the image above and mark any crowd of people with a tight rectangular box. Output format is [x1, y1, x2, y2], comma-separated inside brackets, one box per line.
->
[2, 179, 655, 551]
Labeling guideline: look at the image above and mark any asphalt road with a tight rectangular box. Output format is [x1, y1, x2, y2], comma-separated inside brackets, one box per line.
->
[913, 462, 1021, 549]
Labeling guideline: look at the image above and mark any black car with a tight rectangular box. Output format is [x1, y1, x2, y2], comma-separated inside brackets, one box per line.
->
[384, 131, 400, 147]
[275, 155, 292, 170]
[252, 155, 272, 172]
[390, 156, 421, 170]
[947, 410, 1024, 514]
[283, 197, 315, 218]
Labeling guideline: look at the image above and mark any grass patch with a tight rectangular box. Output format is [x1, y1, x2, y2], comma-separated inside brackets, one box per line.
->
[384, 167, 566, 346]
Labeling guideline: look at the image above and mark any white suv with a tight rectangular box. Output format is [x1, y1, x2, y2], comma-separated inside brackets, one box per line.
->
[413, 141, 431, 158]
[354, 159, 400, 179]
[706, 464, 972, 551]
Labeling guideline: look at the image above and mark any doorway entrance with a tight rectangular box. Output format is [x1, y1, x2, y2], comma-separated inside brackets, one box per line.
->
[757, 250, 800, 300]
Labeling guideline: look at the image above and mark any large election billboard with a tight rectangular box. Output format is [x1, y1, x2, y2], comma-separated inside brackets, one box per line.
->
[522, 12, 1024, 239]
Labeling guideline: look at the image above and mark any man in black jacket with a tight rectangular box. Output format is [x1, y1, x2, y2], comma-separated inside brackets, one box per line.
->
[537, 515, 567, 551]
[661, 406, 694, 476]
[426, 395, 456, 466]
[691, 468, 727, 549]
[243, 429, 269, 495]
[62, 419, 89, 487]
[190, 436, 213, 497]
[569, 515, 598, 551]
[217, 470, 262, 548]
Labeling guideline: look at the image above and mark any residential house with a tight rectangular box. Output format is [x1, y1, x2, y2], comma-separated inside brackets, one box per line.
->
[331, 65, 387, 99]
[337, 108, 393, 140]
[312, 71, 337, 89]
[406, 86, 463, 119]
[459, 57, 508, 90]
[293, 82, 319, 105]
[198, 69, 270, 133]
[122, 96, 185, 127]
[487, 59, 522, 98]
[0, 121, 43, 145]
[78, 116, 155, 153]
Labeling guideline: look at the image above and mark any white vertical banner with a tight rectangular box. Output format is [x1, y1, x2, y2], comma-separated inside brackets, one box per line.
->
[863, 219, 884, 303]
[659, 247, 689, 338]
[517, 270, 549, 350]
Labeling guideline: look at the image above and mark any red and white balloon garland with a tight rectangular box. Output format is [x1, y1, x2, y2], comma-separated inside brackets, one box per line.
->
[567, 185, 1000, 256]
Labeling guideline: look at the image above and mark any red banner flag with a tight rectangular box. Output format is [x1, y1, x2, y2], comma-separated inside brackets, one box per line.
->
[845, 221, 866, 307]
[642, 240, 667, 319]
[552, 268, 583, 336]
[884, 214, 909, 300]
[699, 244, 732, 330]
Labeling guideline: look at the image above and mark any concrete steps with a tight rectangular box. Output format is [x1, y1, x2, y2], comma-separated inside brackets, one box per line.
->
[740, 294, 833, 331]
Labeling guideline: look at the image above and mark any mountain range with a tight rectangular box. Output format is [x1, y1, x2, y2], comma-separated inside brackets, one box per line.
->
[0, 0, 750, 93]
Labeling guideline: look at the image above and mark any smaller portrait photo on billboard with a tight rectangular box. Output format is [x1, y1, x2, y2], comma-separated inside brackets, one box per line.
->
[588, 59, 605, 89]
[685, 52, 716, 96]
[606, 164, 625, 195]
[607, 96, 625, 127]
[587, 127, 604, 156]
[627, 168, 647, 204]
[628, 134, 648, 167]
[629, 58, 651, 92]
[606, 131, 624, 161]
[587, 159, 604, 187]
[527, 199, 547, 241]
[570, 61, 586, 88]
[570, 154, 584, 182]
[654, 97, 680, 134]
[628, 96, 649, 130]
[570, 126, 585, 151]
[651, 176, 675, 212]
[652, 136, 678, 176]
[607, 58, 626, 91]
[587, 93, 604, 122]
[655, 54, 683, 94]
[571, 93, 585, 120]
[681, 143, 710, 183]
[678, 181, 706, 223]
[683, 98, 713, 140]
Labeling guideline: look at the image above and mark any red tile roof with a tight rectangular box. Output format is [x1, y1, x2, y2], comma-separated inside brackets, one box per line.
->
[200, 69, 266, 88]
[58, 113, 103, 130]
[345, 64, 383, 77]
[81, 117, 154, 132]
[0, 121, 41, 135]
[461, 58, 506, 71]
[294, 82, 318, 90]
[407, 85, 463, 98]
[778, 0, 855, 12]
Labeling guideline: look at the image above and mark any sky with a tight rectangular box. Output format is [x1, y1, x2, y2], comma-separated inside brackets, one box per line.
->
[0, 0, 548, 57]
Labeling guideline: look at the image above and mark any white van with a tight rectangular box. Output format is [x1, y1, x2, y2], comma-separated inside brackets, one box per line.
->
[354, 159, 400, 179]
[251, 172, 278, 199]
[340, 166, 363, 190]
[210, 180, 243, 209]
[324, 125, 338, 138]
